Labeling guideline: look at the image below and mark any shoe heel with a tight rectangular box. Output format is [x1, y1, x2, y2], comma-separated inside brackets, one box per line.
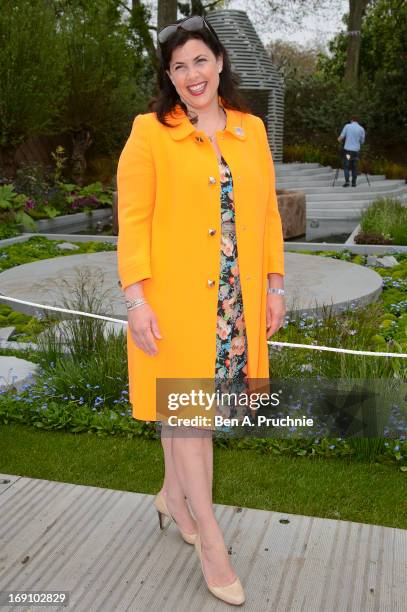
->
[154, 490, 197, 543]
[157, 509, 166, 530]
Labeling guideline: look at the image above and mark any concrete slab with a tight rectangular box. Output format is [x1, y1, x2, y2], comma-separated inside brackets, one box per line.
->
[0, 473, 405, 611]
[0, 356, 39, 392]
[0, 251, 383, 318]
[0, 327, 15, 341]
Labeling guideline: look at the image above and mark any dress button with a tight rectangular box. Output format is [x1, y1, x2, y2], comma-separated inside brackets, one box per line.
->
[207, 279, 216, 287]
[208, 228, 216, 236]
[208, 176, 216, 184]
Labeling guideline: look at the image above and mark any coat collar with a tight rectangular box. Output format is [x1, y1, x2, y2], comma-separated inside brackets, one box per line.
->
[163, 96, 247, 141]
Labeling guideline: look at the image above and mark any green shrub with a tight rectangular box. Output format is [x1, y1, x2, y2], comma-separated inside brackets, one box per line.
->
[357, 198, 407, 245]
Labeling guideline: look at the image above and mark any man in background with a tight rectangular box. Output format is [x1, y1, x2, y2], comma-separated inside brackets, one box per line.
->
[338, 117, 366, 187]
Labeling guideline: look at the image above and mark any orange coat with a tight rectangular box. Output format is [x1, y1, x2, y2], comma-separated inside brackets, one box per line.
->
[117, 98, 285, 421]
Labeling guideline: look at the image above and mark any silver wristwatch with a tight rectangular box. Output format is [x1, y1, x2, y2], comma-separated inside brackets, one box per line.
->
[125, 297, 147, 310]
[267, 287, 285, 296]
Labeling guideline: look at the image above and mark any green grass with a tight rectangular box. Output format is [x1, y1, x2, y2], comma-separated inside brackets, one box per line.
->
[0, 423, 405, 530]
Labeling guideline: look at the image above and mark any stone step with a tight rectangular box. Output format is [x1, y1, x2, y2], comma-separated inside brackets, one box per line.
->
[275, 167, 333, 176]
[309, 197, 407, 209]
[308, 211, 362, 219]
[276, 176, 386, 187]
[294, 181, 406, 195]
[275, 162, 322, 169]
[308, 188, 407, 202]
[276, 171, 334, 184]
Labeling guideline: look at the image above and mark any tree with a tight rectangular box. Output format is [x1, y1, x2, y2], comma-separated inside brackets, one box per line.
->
[158, 0, 177, 30]
[0, 0, 67, 176]
[266, 39, 324, 80]
[55, 0, 151, 181]
[344, 0, 371, 86]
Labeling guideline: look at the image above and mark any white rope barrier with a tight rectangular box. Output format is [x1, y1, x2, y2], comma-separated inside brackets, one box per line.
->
[0, 294, 406, 358]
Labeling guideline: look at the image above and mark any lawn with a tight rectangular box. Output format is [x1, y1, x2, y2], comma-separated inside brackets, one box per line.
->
[0, 423, 405, 530]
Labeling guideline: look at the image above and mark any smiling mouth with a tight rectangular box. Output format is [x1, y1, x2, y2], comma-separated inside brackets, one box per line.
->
[187, 82, 207, 95]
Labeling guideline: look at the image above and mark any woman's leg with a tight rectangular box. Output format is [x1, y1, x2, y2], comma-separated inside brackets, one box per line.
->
[159, 422, 198, 535]
[171, 427, 237, 587]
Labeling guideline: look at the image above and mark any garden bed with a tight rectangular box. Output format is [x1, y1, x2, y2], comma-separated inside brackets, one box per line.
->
[0, 237, 405, 470]
[354, 197, 407, 246]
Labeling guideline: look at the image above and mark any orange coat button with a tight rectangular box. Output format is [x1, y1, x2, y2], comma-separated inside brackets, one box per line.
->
[207, 279, 216, 287]
[208, 228, 216, 235]
[208, 176, 216, 184]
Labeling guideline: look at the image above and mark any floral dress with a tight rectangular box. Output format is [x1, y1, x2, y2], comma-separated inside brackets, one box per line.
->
[215, 156, 250, 426]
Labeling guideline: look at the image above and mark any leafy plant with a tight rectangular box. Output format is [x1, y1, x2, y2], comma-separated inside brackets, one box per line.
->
[59, 181, 113, 214]
[357, 197, 407, 245]
[0, 184, 36, 230]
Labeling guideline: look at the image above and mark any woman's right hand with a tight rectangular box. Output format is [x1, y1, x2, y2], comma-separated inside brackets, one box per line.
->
[128, 303, 162, 356]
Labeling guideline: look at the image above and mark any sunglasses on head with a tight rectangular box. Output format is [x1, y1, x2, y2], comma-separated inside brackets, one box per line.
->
[158, 15, 219, 45]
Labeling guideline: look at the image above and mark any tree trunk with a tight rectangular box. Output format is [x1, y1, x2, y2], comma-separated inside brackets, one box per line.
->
[0, 147, 18, 181]
[130, 0, 159, 72]
[157, 0, 177, 33]
[344, 0, 370, 87]
[71, 130, 93, 186]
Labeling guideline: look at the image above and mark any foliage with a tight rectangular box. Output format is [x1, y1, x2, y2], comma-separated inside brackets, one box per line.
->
[55, 0, 152, 157]
[59, 181, 114, 212]
[316, 0, 407, 158]
[0, 303, 47, 340]
[0, 241, 406, 467]
[0, 184, 36, 231]
[0, 221, 21, 240]
[283, 143, 407, 180]
[0, 0, 155, 180]
[283, 73, 377, 160]
[0, 0, 67, 151]
[356, 197, 407, 245]
[267, 39, 322, 80]
[9, 151, 113, 222]
[0, 235, 117, 277]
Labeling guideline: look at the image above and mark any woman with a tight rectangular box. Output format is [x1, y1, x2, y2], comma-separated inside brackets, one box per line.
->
[117, 15, 286, 606]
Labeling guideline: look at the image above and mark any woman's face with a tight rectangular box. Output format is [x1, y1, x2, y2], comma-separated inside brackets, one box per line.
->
[166, 38, 223, 112]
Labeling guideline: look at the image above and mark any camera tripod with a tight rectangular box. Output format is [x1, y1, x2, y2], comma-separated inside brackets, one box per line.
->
[331, 148, 371, 188]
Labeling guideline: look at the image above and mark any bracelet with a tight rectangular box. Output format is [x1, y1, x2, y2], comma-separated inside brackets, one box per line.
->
[267, 287, 285, 296]
[125, 297, 147, 311]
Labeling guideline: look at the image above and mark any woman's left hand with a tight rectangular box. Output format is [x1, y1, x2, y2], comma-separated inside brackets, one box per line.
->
[266, 294, 286, 338]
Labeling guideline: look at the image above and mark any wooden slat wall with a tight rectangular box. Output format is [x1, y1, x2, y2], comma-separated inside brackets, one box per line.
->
[206, 9, 285, 162]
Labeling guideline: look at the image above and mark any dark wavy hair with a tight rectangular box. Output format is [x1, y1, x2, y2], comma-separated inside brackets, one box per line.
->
[148, 16, 251, 126]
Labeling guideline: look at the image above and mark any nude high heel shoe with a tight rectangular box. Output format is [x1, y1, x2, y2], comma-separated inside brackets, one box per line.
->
[154, 490, 197, 545]
[194, 532, 245, 605]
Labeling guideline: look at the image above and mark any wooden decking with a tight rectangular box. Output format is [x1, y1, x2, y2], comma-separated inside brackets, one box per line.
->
[0, 473, 406, 611]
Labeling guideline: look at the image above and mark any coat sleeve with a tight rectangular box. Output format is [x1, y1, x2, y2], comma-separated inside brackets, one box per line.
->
[116, 114, 156, 290]
[255, 117, 285, 276]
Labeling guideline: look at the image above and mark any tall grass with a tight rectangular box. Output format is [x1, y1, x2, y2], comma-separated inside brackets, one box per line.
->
[269, 297, 406, 459]
[34, 267, 128, 410]
[359, 197, 407, 245]
[11, 265, 406, 462]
